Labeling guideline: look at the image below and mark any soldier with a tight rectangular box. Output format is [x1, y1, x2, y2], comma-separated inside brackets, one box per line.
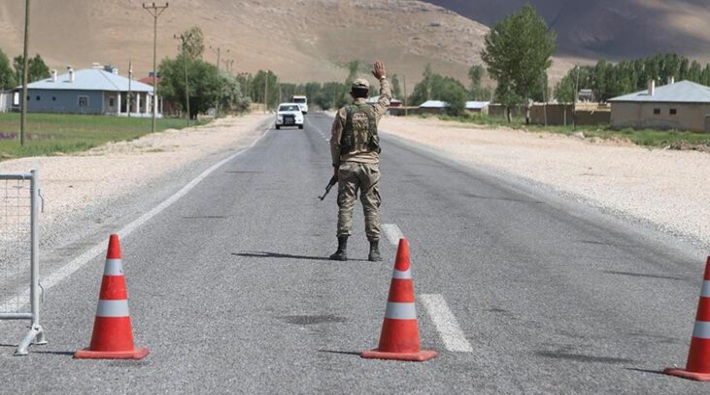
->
[329, 61, 391, 261]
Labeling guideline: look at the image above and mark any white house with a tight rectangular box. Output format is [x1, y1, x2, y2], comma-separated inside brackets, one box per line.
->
[465, 101, 489, 114]
[17, 65, 162, 117]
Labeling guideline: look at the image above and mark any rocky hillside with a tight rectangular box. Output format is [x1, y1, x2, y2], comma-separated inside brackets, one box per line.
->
[0, 0, 494, 85]
[427, 0, 710, 64]
[2, 1, 705, 88]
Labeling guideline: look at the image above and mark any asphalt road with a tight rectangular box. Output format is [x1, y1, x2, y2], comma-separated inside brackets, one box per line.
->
[0, 112, 708, 393]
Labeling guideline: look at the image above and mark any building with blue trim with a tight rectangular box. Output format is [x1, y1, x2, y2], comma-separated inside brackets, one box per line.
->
[16, 65, 162, 117]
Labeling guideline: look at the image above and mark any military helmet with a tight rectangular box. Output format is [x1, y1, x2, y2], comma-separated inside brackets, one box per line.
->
[351, 78, 370, 90]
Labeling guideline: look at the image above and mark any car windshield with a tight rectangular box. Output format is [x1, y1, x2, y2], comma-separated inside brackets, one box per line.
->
[293, 98, 306, 103]
[279, 105, 300, 112]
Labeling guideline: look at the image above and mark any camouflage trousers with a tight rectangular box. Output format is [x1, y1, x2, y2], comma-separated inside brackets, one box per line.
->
[336, 162, 381, 240]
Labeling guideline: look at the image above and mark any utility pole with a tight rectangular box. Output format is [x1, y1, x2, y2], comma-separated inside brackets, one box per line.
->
[542, 73, 547, 126]
[210, 46, 229, 71]
[573, 64, 580, 131]
[143, 2, 168, 134]
[174, 34, 190, 124]
[209, 47, 228, 117]
[127, 61, 132, 118]
[20, 0, 30, 146]
[403, 74, 408, 117]
[222, 59, 234, 74]
[264, 70, 269, 114]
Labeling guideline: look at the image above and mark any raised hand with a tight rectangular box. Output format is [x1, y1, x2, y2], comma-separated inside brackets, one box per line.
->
[372, 61, 386, 80]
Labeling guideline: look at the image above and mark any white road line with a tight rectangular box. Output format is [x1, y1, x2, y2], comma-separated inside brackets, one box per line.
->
[382, 223, 404, 246]
[420, 294, 474, 352]
[1, 129, 272, 309]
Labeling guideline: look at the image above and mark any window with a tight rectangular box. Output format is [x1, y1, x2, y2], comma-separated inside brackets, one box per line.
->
[52, 97, 56, 101]
[109, 97, 115, 107]
[36, 96, 40, 101]
[78, 96, 89, 107]
[653, 108, 660, 115]
[670, 108, 677, 115]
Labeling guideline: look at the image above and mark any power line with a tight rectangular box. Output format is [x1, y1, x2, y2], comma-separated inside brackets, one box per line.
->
[143, 2, 169, 134]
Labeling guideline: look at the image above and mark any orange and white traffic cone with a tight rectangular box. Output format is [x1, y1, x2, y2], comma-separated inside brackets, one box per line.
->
[74, 234, 149, 360]
[664, 256, 710, 380]
[361, 238, 437, 362]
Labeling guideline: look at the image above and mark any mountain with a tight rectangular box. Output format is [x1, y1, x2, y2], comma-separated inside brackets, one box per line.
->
[6, 1, 697, 89]
[0, 0, 494, 86]
[426, 0, 710, 64]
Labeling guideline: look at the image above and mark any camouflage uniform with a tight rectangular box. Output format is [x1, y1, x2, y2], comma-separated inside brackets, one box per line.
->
[330, 77, 391, 243]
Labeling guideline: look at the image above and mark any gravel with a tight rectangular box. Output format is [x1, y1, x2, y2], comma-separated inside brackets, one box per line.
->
[379, 115, 710, 254]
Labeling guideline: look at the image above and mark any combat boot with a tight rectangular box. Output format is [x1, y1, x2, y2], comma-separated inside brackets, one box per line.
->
[329, 236, 348, 261]
[368, 239, 382, 262]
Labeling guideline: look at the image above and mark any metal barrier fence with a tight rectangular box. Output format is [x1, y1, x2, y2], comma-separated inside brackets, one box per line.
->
[0, 170, 46, 355]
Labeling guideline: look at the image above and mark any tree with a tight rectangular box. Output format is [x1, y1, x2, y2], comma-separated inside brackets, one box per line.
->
[390, 74, 402, 100]
[554, 72, 576, 103]
[219, 71, 250, 113]
[13, 54, 49, 84]
[433, 75, 467, 115]
[0, 49, 16, 89]
[235, 72, 251, 98]
[409, 66, 467, 116]
[553, 53, 710, 103]
[249, 70, 279, 109]
[304, 82, 322, 106]
[310, 81, 348, 111]
[159, 55, 248, 119]
[468, 64, 484, 89]
[408, 64, 434, 106]
[180, 26, 204, 60]
[468, 64, 492, 100]
[481, 3, 557, 123]
[279, 82, 297, 103]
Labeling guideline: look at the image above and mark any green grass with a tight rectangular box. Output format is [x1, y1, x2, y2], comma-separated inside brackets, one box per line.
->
[0, 113, 204, 159]
[439, 113, 710, 150]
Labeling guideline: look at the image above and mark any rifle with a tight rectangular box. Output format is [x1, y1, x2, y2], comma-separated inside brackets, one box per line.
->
[318, 175, 338, 201]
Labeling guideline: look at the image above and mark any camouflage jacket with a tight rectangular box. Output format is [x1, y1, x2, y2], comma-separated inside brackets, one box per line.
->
[330, 77, 391, 166]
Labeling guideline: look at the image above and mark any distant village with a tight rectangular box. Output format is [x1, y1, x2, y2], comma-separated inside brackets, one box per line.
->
[3, 60, 710, 133]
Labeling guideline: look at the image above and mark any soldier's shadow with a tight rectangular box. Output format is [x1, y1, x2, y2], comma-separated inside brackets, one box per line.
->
[233, 251, 332, 261]
[233, 251, 371, 262]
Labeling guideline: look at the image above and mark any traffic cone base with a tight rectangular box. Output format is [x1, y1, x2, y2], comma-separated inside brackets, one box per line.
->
[74, 347, 149, 360]
[663, 367, 710, 382]
[361, 349, 437, 362]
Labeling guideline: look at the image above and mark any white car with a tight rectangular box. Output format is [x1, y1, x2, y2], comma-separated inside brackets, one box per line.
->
[275, 103, 304, 129]
[292, 95, 308, 114]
